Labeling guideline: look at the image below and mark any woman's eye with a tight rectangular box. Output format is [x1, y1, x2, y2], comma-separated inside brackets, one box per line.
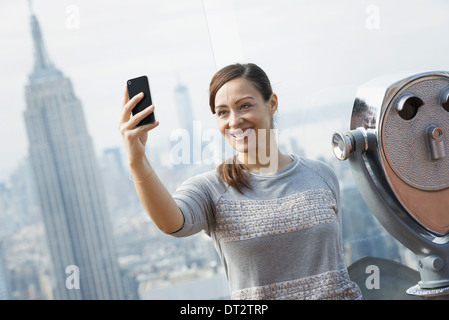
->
[241, 104, 251, 109]
[217, 110, 227, 117]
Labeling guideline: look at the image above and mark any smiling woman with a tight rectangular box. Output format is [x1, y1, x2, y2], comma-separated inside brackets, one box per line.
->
[118, 62, 363, 300]
[210, 63, 287, 191]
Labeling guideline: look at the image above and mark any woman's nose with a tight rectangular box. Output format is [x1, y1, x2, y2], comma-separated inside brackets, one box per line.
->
[228, 111, 243, 128]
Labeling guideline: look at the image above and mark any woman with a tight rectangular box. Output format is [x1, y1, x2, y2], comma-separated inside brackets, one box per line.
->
[118, 63, 362, 300]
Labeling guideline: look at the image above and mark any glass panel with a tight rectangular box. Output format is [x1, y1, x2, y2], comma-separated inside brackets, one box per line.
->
[1, 0, 449, 301]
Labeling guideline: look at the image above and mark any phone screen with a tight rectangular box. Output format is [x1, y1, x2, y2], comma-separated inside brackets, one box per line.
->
[127, 75, 155, 126]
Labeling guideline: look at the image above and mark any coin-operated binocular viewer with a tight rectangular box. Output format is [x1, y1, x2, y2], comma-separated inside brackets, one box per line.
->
[332, 71, 449, 297]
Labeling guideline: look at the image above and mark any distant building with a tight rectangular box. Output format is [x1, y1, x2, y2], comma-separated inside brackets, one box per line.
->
[23, 7, 125, 299]
[0, 241, 11, 300]
[173, 80, 197, 165]
[174, 80, 195, 138]
[100, 147, 137, 214]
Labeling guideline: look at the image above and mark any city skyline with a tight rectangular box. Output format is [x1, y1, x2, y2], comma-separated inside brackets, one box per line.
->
[22, 7, 126, 299]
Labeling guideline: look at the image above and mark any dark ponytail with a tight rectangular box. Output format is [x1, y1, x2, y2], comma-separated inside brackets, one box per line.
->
[217, 155, 252, 194]
[209, 63, 274, 194]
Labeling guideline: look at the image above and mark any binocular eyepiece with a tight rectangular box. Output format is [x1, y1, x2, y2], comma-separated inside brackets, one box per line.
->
[332, 71, 449, 297]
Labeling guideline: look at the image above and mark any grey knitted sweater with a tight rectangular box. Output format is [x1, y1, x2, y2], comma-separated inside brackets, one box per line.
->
[171, 154, 362, 300]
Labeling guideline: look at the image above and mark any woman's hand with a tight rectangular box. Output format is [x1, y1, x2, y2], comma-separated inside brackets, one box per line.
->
[118, 86, 159, 164]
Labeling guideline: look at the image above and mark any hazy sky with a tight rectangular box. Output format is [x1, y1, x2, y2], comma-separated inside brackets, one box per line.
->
[1, 0, 449, 181]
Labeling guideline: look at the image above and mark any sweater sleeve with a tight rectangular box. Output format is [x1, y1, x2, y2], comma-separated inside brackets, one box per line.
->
[319, 161, 341, 213]
[300, 159, 341, 214]
[170, 173, 216, 238]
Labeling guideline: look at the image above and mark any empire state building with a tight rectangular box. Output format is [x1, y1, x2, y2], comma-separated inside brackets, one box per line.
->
[23, 8, 125, 299]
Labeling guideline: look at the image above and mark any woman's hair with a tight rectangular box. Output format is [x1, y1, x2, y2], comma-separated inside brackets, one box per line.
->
[209, 63, 274, 194]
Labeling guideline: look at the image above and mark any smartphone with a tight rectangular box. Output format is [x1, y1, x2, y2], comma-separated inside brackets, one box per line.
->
[127, 75, 155, 126]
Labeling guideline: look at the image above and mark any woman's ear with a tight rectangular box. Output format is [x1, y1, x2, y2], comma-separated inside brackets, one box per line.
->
[268, 93, 278, 114]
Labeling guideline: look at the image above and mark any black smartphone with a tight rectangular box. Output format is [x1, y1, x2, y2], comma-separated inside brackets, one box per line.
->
[127, 75, 155, 126]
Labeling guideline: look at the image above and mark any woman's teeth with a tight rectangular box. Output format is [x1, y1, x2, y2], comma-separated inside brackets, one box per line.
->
[232, 128, 253, 141]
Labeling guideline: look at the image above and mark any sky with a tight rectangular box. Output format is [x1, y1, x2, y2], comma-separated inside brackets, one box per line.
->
[1, 0, 449, 181]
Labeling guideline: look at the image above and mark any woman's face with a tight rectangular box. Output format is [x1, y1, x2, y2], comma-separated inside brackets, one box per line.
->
[214, 78, 277, 154]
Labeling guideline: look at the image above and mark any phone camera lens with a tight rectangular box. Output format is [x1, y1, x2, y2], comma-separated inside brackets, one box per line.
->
[127, 81, 131, 85]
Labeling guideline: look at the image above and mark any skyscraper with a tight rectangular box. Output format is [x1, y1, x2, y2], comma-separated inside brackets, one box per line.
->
[23, 6, 125, 299]
[174, 80, 195, 137]
[0, 241, 11, 300]
[174, 80, 196, 164]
